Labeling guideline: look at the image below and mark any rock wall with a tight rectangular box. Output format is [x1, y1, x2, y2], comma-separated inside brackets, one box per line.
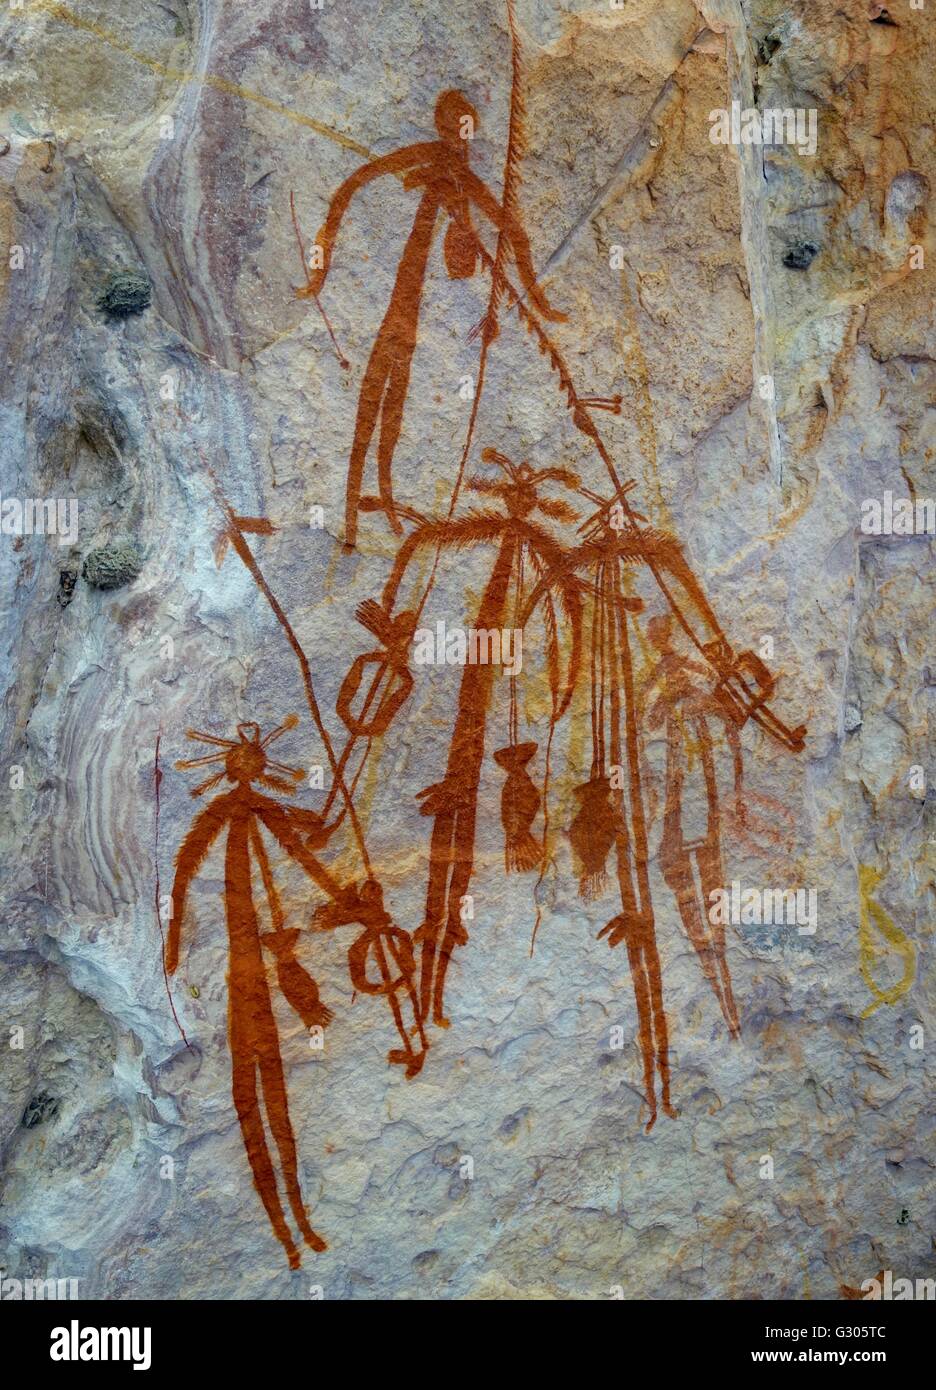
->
[0, 0, 932, 1299]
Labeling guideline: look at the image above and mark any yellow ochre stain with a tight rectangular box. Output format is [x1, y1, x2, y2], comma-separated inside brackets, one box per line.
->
[858, 864, 916, 1018]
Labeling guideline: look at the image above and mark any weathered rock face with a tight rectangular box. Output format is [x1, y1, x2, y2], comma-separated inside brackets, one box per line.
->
[0, 0, 932, 1300]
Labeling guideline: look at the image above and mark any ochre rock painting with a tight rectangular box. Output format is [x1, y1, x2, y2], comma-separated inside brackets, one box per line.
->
[171, 717, 332, 1266]
[169, 16, 811, 1260]
[3, 0, 931, 1309]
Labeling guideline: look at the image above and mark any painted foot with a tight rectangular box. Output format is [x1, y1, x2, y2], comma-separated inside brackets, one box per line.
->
[403, 1047, 429, 1079]
[388, 1046, 426, 1078]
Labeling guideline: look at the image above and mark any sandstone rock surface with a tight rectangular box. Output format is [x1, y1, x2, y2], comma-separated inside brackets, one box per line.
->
[0, 0, 932, 1300]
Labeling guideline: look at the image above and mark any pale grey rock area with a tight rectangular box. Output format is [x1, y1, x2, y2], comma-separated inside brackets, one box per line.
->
[0, 0, 932, 1299]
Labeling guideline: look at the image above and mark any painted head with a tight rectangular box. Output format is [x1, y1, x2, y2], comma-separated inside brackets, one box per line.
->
[222, 717, 305, 790]
[646, 614, 674, 654]
[177, 715, 304, 797]
[226, 723, 268, 784]
[472, 448, 580, 519]
[434, 89, 479, 150]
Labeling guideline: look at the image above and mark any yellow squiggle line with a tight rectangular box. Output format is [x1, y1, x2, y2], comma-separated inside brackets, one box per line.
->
[858, 864, 916, 1017]
[30, 0, 371, 156]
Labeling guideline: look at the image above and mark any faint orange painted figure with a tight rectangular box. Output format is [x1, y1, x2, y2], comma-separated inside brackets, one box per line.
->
[298, 89, 566, 548]
[641, 612, 745, 1038]
[522, 488, 806, 1129]
[168, 716, 343, 1268]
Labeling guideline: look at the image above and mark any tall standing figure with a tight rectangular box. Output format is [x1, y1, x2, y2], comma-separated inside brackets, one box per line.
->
[641, 612, 745, 1039]
[298, 89, 566, 547]
[379, 450, 582, 1026]
[522, 492, 806, 1129]
[169, 717, 347, 1268]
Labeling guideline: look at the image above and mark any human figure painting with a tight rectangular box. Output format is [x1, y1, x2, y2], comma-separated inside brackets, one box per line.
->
[167, 0, 807, 1265]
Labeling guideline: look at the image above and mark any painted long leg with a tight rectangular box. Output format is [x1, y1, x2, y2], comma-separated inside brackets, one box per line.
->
[246, 821, 328, 1248]
[695, 841, 741, 1038]
[418, 538, 513, 1025]
[635, 922, 675, 1126]
[345, 334, 396, 548]
[611, 922, 673, 1128]
[230, 1041, 301, 1269]
[660, 837, 736, 1035]
[375, 349, 416, 536]
[226, 813, 325, 1265]
[416, 803, 458, 1023]
[658, 709, 736, 1027]
[605, 567, 658, 1121]
[257, 1039, 327, 1254]
[431, 799, 479, 1027]
[224, 815, 302, 1265]
[623, 932, 658, 1126]
[694, 718, 741, 1036]
[659, 719, 740, 1038]
[344, 193, 436, 546]
[609, 570, 676, 1127]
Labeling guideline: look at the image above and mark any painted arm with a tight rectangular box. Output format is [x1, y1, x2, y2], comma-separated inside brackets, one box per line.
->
[254, 796, 348, 904]
[647, 538, 806, 751]
[463, 169, 566, 324]
[381, 513, 506, 613]
[167, 801, 228, 974]
[638, 654, 710, 708]
[298, 144, 437, 298]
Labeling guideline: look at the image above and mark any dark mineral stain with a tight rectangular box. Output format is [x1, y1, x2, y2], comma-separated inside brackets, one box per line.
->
[756, 34, 782, 65]
[499, 1106, 531, 1141]
[783, 241, 820, 270]
[58, 566, 78, 608]
[96, 270, 152, 319]
[22, 1091, 59, 1128]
